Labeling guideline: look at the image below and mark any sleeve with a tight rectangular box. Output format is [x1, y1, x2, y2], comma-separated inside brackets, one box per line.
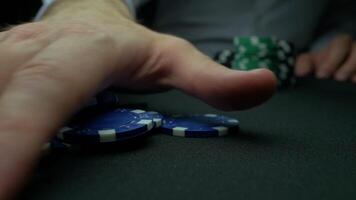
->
[311, 0, 356, 51]
[34, 0, 136, 21]
[34, 0, 56, 21]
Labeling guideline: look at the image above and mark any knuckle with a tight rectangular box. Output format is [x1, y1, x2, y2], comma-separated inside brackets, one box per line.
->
[158, 35, 194, 52]
[7, 22, 49, 41]
[153, 35, 196, 66]
[59, 23, 97, 36]
[58, 23, 116, 46]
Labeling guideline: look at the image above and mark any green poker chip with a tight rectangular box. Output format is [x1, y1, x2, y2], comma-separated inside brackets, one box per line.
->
[234, 36, 279, 55]
[230, 36, 297, 88]
[214, 36, 297, 88]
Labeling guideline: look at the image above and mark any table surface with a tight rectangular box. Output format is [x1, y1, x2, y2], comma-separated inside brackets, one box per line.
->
[21, 78, 356, 200]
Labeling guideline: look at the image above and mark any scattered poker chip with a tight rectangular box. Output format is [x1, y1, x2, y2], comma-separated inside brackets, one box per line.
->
[146, 111, 163, 128]
[129, 110, 163, 128]
[161, 114, 239, 138]
[57, 109, 154, 144]
[42, 138, 71, 154]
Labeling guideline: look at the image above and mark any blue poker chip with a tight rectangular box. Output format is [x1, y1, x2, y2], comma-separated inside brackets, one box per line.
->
[108, 110, 162, 128]
[58, 109, 154, 144]
[146, 111, 163, 128]
[42, 138, 71, 154]
[161, 114, 239, 137]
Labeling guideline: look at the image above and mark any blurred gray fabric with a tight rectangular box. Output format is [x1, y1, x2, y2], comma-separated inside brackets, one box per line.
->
[37, 0, 356, 55]
[131, 0, 356, 55]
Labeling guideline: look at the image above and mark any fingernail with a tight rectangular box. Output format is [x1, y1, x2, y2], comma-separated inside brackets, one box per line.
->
[335, 74, 347, 81]
[317, 71, 329, 79]
[352, 77, 356, 83]
[295, 69, 308, 77]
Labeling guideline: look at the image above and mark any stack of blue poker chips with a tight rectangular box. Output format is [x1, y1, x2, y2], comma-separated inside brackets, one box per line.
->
[56, 109, 240, 145]
[53, 89, 240, 146]
[57, 109, 155, 144]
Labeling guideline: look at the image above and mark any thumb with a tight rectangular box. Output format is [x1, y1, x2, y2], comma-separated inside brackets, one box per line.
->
[154, 35, 277, 110]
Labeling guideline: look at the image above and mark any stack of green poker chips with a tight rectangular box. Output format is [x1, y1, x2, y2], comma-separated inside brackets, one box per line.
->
[232, 36, 296, 87]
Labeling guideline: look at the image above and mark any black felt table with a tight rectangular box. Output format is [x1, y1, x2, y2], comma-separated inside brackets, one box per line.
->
[22, 78, 356, 200]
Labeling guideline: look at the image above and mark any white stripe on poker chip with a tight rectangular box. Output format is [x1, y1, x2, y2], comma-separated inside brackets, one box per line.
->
[153, 118, 162, 127]
[137, 119, 154, 130]
[204, 114, 217, 117]
[213, 126, 229, 136]
[238, 46, 247, 53]
[258, 51, 268, 57]
[279, 41, 291, 53]
[278, 51, 286, 60]
[130, 110, 154, 129]
[258, 62, 267, 68]
[172, 127, 188, 137]
[241, 58, 249, 64]
[239, 63, 247, 70]
[251, 37, 259, 45]
[233, 38, 240, 45]
[258, 44, 267, 50]
[228, 119, 239, 125]
[62, 143, 71, 148]
[131, 109, 146, 114]
[99, 129, 117, 143]
[58, 127, 72, 139]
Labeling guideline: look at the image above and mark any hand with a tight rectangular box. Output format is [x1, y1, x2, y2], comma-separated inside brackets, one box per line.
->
[295, 34, 356, 82]
[0, 12, 276, 200]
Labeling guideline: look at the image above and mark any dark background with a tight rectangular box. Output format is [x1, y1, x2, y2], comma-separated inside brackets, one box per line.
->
[0, 0, 156, 28]
[0, 0, 42, 28]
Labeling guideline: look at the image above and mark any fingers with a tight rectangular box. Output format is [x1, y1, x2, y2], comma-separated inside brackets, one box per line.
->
[334, 43, 356, 82]
[295, 53, 315, 77]
[316, 34, 353, 79]
[154, 36, 277, 110]
[0, 35, 118, 198]
[297, 35, 356, 83]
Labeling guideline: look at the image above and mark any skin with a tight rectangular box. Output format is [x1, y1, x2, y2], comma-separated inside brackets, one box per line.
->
[295, 34, 356, 83]
[0, 0, 276, 199]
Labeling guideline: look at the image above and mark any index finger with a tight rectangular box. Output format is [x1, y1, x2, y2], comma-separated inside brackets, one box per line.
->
[317, 34, 353, 78]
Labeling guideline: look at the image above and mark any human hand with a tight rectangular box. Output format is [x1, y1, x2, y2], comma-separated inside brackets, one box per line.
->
[0, 4, 276, 200]
[295, 34, 356, 82]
